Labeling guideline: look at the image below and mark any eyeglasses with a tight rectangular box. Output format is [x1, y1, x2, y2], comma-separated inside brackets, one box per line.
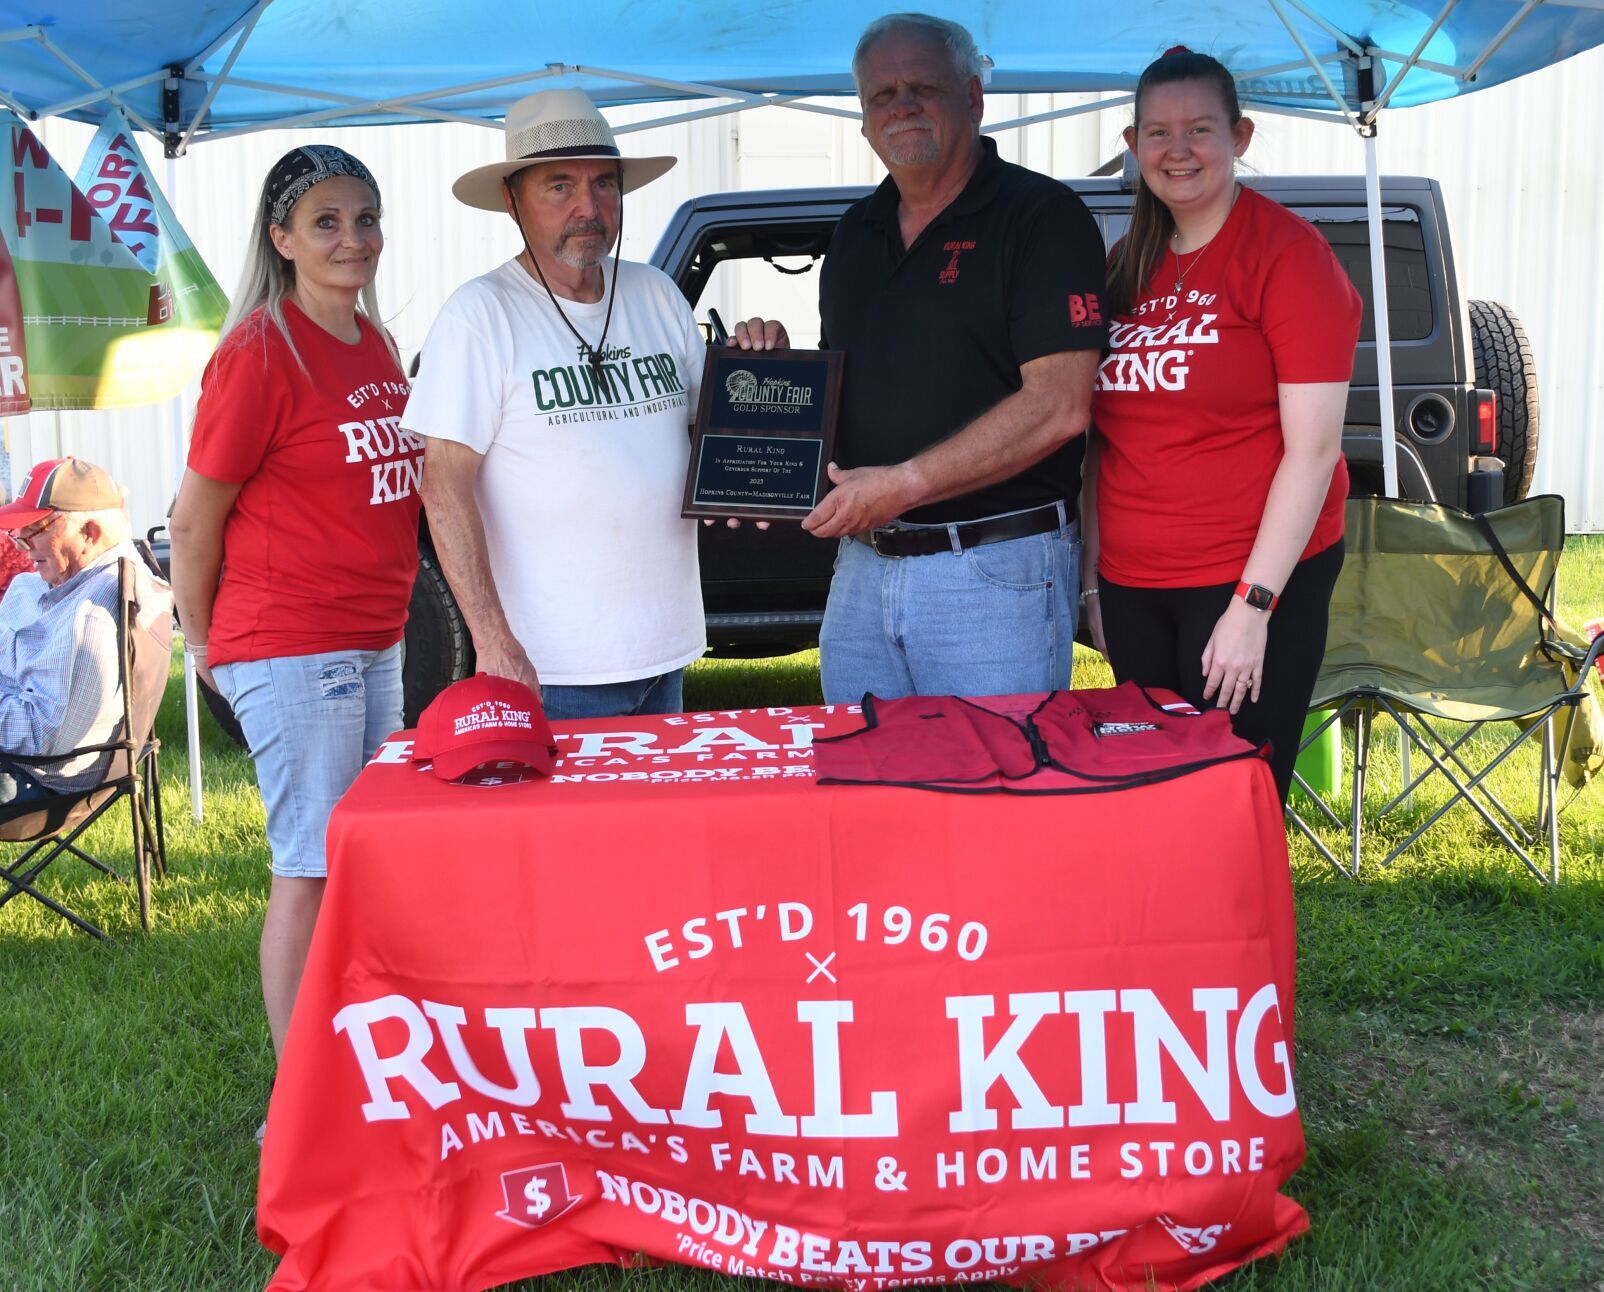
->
[8, 512, 61, 551]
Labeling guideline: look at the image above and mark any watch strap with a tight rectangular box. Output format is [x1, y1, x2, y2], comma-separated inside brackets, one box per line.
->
[1234, 581, 1279, 612]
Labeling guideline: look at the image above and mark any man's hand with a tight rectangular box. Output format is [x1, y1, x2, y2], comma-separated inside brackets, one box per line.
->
[802, 461, 925, 538]
[474, 634, 541, 694]
[729, 318, 790, 351]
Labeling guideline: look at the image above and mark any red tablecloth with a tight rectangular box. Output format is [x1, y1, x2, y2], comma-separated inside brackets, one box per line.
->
[259, 695, 1306, 1291]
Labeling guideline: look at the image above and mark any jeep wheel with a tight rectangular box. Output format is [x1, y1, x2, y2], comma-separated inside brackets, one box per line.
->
[201, 543, 473, 747]
[1468, 300, 1540, 504]
[402, 545, 474, 725]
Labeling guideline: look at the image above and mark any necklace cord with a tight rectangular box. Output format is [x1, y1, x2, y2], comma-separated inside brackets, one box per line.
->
[505, 181, 621, 375]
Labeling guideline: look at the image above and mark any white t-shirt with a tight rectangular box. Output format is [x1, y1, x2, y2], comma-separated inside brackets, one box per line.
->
[403, 258, 706, 685]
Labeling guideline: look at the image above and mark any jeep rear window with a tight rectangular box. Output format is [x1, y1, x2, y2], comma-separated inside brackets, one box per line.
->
[1096, 205, 1432, 343]
[1309, 207, 1432, 343]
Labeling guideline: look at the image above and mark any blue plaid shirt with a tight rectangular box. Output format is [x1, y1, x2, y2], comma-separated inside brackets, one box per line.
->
[0, 540, 141, 792]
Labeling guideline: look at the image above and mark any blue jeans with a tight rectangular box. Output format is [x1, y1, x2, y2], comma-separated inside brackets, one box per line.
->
[541, 667, 685, 721]
[213, 644, 404, 878]
[820, 516, 1079, 704]
[0, 759, 52, 806]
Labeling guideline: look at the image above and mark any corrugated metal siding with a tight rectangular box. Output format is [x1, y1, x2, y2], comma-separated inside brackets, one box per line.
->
[5, 49, 1601, 534]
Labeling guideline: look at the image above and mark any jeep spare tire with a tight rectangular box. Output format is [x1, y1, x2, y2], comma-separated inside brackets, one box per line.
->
[402, 546, 474, 726]
[202, 542, 473, 747]
[1468, 299, 1540, 505]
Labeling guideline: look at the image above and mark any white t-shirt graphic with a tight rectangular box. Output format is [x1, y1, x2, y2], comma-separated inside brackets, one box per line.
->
[404, 258, 707, 685]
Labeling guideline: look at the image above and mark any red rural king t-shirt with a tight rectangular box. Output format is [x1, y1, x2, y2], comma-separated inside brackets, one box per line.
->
[1092, 185, 1362, 587]
[188, 302, 420, 666]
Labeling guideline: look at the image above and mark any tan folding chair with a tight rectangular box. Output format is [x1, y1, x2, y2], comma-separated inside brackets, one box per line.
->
[1288, 496, 1604, 882]
[0, 546, 174, 937]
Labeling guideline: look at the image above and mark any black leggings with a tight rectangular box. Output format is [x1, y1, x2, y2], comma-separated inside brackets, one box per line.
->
[1098, 539, 1345, 805]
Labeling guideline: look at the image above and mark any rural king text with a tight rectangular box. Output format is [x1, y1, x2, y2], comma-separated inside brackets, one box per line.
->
[334, 986, 1297, 1131]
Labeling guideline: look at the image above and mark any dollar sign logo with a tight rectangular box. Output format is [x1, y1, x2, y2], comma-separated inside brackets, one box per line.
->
[524, 1174, 551, 1220]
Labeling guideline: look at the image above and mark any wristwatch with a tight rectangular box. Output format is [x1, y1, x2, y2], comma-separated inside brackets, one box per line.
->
[1234, 581, 1279, 613]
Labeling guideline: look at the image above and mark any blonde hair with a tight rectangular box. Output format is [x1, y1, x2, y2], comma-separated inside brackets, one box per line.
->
[221, 167, 397, 370]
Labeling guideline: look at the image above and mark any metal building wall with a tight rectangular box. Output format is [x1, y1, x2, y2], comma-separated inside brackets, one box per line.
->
[5, 47, 1600, 534]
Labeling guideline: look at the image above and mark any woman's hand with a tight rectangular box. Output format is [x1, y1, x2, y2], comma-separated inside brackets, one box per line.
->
[1201, 598, 1269, 714]
[168, 468, 242, 683]
[190, 651, 218, 693]
[1082, 590, 1107, 657]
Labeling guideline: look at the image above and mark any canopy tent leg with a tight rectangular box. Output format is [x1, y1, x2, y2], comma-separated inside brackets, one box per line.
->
[1360, 110, 1411, 798]
[1363, 126, 1400, 499]
[184, 646, 203, 821]
[163, 151, 205, 822]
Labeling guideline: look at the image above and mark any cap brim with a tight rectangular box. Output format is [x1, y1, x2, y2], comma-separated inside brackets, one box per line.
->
[0, 501, 52, 530]
[452, 153, 676, 211]
[431, 738, 557, 782]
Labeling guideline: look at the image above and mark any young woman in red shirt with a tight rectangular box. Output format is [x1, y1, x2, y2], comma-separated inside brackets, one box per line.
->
[169, 147, 421, 1122]
[1084, 48, 1362, 805]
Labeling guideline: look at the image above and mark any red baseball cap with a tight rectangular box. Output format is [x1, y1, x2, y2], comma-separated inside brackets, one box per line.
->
[0, 457, 123, 530]
[413, 674, 557, 782]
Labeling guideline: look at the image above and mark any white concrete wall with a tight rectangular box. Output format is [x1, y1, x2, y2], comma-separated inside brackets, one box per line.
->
[6, 45, 1601, 534]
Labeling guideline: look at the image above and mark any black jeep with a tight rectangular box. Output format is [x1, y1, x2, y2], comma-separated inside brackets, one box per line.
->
[195, 174, 1540, 739]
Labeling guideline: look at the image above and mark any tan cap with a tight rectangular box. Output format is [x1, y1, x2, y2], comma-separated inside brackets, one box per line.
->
[0, 457, 123, 530]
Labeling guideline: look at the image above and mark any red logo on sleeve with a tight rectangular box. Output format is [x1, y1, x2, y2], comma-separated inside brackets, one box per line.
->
[1069, 293, 1103, 325]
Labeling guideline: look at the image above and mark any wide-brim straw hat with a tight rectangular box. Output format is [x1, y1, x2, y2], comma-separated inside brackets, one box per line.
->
[453, 89, 676, 210]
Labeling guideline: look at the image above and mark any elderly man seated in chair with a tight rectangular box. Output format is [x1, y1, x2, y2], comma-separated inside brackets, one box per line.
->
[0, 458, 152, 806]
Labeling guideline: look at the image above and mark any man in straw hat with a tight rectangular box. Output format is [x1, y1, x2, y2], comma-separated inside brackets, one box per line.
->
[407, 90, 780, 719]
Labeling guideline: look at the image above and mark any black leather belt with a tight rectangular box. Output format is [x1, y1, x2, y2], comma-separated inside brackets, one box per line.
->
[853, 500, 1073, 559]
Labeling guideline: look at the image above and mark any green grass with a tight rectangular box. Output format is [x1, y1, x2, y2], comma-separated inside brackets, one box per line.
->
[2, 538, 1602, 1291]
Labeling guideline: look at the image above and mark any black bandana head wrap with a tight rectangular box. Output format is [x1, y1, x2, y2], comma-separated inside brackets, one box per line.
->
[265, 145, 380, 226]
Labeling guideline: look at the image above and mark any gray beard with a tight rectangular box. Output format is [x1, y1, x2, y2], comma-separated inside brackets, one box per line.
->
[882, 127, 939, 167]
[555, 228, 615, 271]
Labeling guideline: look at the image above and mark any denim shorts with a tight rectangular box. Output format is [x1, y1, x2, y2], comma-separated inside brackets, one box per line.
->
[820, 516, 1080, 704]
[213, 644, 403, 878]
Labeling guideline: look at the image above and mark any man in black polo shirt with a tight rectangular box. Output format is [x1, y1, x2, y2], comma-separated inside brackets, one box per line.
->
[736, 13, 1106, 703]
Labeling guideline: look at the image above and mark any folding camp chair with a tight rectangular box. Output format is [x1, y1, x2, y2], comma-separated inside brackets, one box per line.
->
[1288, 496, 1604, 882]
[0, 545, 174, 937]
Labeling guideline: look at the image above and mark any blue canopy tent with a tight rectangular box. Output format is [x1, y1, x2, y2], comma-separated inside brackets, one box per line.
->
[2, 1, 1602, 138]
[3, 0, 1602, 814]
[2, 0, 1601, 498]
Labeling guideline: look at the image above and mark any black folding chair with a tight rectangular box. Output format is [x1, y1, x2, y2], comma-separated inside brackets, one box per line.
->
[0, 545, 173, 937]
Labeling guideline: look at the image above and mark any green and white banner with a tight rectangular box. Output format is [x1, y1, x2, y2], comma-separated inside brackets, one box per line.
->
[0, 109, 225, 413]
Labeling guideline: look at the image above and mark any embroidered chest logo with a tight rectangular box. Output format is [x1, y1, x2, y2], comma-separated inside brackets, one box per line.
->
[938, 240, 976, 284]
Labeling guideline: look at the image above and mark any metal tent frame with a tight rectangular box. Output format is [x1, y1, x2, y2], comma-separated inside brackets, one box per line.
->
[2, 0, 1601, 816]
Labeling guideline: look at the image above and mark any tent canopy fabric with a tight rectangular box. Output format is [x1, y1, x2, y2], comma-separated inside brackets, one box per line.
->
[2, 1, 1603, 151]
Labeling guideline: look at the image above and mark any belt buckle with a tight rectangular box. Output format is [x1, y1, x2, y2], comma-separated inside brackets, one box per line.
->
[867, 527, 903, 558]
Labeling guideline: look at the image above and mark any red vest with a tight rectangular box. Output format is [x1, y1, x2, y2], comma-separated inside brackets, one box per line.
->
[814, 683, 1264, 793]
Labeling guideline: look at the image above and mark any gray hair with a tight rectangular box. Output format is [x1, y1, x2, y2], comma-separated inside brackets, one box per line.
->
[220, 168, 397, 371]
[70, 505, 131, 547]
[851, 13, 982, 91]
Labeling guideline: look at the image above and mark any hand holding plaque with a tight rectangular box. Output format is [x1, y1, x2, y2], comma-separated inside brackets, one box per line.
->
[682, 347, 844, 522]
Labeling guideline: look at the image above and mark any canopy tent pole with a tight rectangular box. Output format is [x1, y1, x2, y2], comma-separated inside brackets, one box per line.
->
[1364, 125, 1401, 497]
[164, 149, 204, 820]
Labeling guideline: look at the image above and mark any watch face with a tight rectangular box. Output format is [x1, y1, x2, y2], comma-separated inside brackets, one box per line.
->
[1245, 584, 1274, 611]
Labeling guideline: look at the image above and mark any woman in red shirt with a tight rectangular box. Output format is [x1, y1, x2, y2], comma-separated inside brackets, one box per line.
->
[169, 147, 422, 1104]
[1085, 48, 1361, 804]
